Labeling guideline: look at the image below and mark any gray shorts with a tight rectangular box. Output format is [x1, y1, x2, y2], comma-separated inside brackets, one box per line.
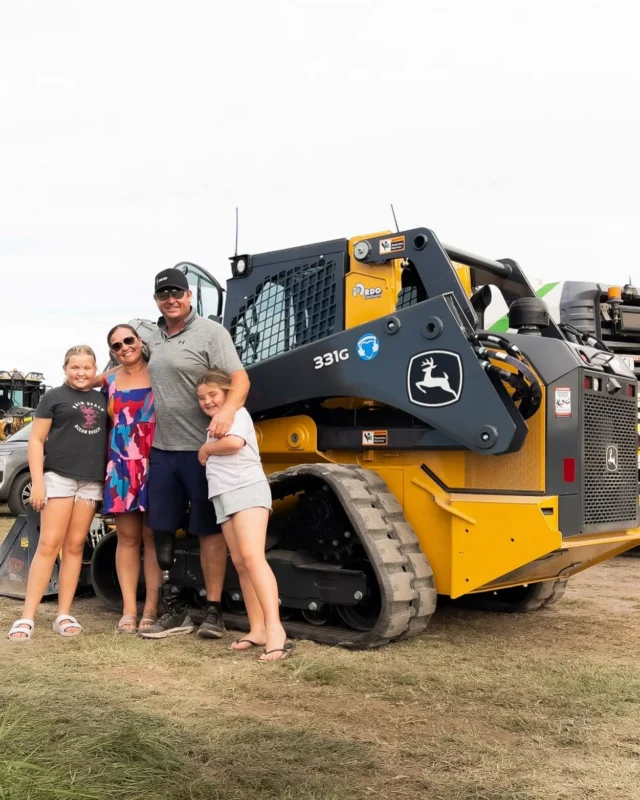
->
[211, 480, 272, 524]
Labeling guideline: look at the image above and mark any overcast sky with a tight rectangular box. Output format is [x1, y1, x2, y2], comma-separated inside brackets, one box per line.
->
[1, 0, 639, 387]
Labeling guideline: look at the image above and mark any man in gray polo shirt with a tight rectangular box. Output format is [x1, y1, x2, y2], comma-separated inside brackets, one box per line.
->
[140, 267, 250, 640]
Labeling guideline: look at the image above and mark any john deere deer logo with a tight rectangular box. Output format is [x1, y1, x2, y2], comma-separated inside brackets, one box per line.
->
[606, 445, 618, 472]
[415, 357, 458, 399]
[407, 351, 463, 408]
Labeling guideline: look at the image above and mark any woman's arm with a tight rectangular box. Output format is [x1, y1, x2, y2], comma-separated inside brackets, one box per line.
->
[28, 417, 53, 512]
[89, 364, 122, 389]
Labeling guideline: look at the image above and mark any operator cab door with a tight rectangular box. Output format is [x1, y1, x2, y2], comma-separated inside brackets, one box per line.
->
[177, 262, 225, 323]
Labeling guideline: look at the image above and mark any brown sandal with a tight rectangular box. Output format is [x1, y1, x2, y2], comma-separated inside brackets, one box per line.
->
[138, 615, 157, 632]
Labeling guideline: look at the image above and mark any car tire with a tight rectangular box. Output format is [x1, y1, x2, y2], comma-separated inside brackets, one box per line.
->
[8, 472, 32, 516]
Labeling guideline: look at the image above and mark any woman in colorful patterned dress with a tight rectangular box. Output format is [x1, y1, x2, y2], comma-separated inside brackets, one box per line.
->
[104, 324, 161, 634]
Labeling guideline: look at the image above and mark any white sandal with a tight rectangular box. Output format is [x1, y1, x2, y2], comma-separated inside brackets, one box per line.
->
[53, 614, 83, 638]
[8, 618, 34, 642]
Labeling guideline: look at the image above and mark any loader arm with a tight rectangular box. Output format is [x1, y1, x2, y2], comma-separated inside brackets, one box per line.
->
[242, 293, 529, 456]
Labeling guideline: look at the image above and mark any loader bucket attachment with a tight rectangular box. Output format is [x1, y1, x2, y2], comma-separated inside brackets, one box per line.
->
[0, 510, 60, 599]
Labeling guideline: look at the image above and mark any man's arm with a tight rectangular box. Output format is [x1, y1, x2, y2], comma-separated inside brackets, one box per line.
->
[207, 369, 250, 437]
[206, 324, 251, 438]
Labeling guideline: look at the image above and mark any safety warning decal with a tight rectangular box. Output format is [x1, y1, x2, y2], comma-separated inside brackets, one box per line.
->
[379, 236, 405, 255]
[555, 387, 571, 417]
[20, 537, 29, 549]
[362, 430, 388, 446]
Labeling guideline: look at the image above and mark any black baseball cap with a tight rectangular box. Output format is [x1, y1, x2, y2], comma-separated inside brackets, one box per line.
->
[154, 268, 190, 293]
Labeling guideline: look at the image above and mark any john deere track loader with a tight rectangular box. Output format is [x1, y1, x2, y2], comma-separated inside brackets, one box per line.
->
[7, 225, 640, 649]
[203, 227, 640, 647]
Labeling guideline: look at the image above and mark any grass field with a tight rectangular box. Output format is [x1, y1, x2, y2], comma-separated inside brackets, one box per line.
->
[1, 508, 640, 799]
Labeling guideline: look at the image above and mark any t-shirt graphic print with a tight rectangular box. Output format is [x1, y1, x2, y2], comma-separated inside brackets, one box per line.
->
[73, 399, 104, 435]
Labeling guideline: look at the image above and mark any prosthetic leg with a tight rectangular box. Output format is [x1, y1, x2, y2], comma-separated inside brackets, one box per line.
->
[145, 528, 223, 641]
[153, 529, 186, 615]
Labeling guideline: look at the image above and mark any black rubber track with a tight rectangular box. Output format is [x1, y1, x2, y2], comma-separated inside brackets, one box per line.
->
[518, 578, 568, 610]
[224, 463, 437, 650]
[444, 577, 568, 613]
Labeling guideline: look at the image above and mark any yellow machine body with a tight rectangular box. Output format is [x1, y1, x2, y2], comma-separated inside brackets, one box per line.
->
[256, 413, 639, 598]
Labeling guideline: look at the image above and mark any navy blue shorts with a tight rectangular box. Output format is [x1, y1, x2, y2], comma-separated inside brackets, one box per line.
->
[146, 448, 221, 536]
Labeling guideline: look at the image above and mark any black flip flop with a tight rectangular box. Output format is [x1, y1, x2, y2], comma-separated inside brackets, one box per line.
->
[230, 638, 263, 650]
[258, 642, 295, 662]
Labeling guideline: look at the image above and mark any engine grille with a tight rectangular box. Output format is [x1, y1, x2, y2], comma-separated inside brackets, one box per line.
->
[229, 258, 338, 367]
[582, 391, 638, 527]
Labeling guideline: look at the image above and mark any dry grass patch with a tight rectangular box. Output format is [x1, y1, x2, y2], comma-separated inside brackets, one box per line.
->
[0, 536, 639, 799]
[0, 700, 377, 800]
[4, 601, 637, 799]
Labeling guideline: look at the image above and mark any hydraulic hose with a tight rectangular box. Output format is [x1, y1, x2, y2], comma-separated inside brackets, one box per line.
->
[472, 342, 542, 420]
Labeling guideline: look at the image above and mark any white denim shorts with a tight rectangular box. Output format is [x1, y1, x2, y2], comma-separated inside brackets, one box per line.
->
[211, 480, 272, 524]
[44, 471, 104, 504]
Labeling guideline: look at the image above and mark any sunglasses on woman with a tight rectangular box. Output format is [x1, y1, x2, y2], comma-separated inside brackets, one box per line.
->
[110, 336, 137, 352]
[155, 288, 186, 301]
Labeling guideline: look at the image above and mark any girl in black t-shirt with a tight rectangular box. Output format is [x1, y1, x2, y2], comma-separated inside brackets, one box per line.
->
[8, 345, 108, 641]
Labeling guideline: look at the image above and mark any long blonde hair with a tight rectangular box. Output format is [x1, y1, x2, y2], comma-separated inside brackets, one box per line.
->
[63, 345, 97, 385]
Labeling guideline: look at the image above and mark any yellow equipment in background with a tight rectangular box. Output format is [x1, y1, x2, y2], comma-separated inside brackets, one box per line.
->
[0, 370, 47, 440]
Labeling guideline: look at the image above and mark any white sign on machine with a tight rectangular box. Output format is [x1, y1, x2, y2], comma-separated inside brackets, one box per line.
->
[555, 387, 571, 417]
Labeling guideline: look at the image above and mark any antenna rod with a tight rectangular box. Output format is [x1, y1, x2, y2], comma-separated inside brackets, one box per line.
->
[235, 207, 239, 256]
[390, 203, 400, 233]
